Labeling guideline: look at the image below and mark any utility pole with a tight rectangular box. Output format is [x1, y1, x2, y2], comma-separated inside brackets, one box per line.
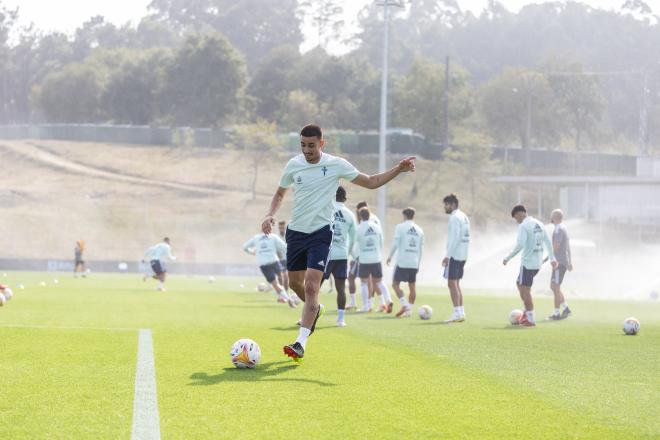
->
[639, 71, 649, 157]
[376, 0, 403, 231]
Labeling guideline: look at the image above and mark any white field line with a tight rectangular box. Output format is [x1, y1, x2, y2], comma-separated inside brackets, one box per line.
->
[0, 324, 136, 331]
[131, 329, 161, 440]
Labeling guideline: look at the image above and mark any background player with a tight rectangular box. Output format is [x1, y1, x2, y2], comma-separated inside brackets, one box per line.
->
[354, 200, 381, 307]
[243, 231, 295, 307]
[262, 124, 415, 361]
[387, 207, 424, 318]
[548, 209, 573, 320]
[74, 239, 86, 278]
[442, 194, 470, 323]
[143, 237, 176, 292]
[503, 205, 556, 327]
[355, 207, 392, 313]
[322, 186, 357, 327]
[276, 220, 290, 295]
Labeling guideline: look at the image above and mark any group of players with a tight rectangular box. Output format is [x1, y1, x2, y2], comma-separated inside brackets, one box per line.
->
[257, 124, 573, 362]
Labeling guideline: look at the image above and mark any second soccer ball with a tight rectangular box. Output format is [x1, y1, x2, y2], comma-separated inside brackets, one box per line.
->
[418, 305, 433, 320]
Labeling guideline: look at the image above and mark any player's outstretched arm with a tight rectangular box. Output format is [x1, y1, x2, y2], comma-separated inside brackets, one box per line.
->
[262, 187, 288, 234]
[351, 156, 416, 190]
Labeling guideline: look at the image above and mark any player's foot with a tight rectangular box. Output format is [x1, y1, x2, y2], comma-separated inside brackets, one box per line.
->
[518, 314, 536, 327]
[283, 342, 304, 362]
[336, 319, 346, 327]
[396, 306, 411, 318]
[285, 295, 297, 308]
[346, 303, 357, 310]
[386, 302, 394, 314]
[142, 275, 147, 282]
[157, 286, 166, 292]
[444, 311, 463, 323]
[560, 306, 572, 320]
[277, 296, 287, 303]
[357, 307, 371, 313]
[309, 304, 325, 334]
[377, 304, 387, 313]
[289, 293, 302, 305]
[296, 319, 302, 326]
[546, 313, 562, 321]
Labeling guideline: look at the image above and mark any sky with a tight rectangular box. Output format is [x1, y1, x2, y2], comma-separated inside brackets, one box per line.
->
[5, 0, 639, 44]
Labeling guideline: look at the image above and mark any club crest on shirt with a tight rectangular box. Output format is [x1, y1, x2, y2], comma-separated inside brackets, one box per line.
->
[296, 175, 302, 184]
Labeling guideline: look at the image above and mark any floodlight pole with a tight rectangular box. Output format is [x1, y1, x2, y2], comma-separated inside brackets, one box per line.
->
[376, 0, 401, 231]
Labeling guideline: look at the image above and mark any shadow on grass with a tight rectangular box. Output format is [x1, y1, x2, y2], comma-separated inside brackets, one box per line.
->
[269, 324, 335, 332]
[189, 361, 336, 387]
[482, 325, 532, 330]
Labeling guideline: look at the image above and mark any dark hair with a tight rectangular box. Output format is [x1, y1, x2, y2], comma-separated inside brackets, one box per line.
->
[164, 237, 170, 243]
[511, 205, 527, 217]
[356, 201, 368, 210]
[402, 207, 415, 219]
[300, 124, 322, 139]
[336, 185, 347, 202]
[443, 193, 459, 206]
[278, 220, 286, 226]
[358, 207, 370, 221]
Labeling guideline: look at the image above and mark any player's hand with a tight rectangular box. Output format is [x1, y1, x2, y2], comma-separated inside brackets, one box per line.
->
[397, 156, 416, 173]
[502, 259, 508, 266]
[262, 215, 275, 234]
[386, 258, 391, 266]
[551, 261, 558, 270]
[568, 263, 573, 271]
[442, 257, 449, 267]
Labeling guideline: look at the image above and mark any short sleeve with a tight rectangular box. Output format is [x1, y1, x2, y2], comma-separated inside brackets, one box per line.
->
[337, 158, 360, 181]
[279, 160, 295, 188]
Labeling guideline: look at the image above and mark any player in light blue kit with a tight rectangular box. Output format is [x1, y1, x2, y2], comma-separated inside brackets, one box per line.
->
[242, 232, 295, 307]
[355, 207, 392, 313]
[442, 194, 470, 323]
[143, 237, 176, 292]
[262, 124, 416, 361]
[322, 186, 357, 327]
[387, 207, 424, 318]
[503, 205, 557, 327]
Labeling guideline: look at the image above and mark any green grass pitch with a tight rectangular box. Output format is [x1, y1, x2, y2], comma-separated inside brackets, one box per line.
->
[0, 272, 658, 439]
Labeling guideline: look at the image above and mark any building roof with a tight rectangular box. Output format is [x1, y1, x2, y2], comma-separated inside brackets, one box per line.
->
[491, 175, 660, 185]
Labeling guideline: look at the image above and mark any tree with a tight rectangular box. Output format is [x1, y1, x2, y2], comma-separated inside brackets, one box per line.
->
[480, 67, 560, 149]
[298, 0, 346, 52]
[392, 58, 472, 143]
[230, 121, 281, 200]
[37, 63, 104, 122]
[280, 89, 324, 132]
[161, 33, 245, 126]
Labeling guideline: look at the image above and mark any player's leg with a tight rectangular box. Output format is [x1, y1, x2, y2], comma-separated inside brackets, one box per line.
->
[393, 275, 411, 317]
[408, 282, 417, 305]
[517, 267, 537, 326]
[374, 267, 392, 313]
[335, 276, 347, 326]
[347, 261, 357, 309]
[288, 270, 306, 302]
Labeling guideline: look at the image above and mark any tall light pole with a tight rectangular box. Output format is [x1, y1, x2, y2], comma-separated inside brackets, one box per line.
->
[376, 0, 402, 232]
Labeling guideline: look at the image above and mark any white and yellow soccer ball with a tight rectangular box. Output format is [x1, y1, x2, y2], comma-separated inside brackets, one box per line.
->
[230, 339, 261, 369]
[2, 288, 12, 301]
[623, 317, 640, 335]
[256, 282, 269, 292]
[0, 293, 6, 307]
[418, 305, 433, 320]
[509, 309, 524, 325]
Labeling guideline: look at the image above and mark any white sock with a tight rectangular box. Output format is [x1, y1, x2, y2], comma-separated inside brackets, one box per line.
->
[369, 297, 374, 309]
[398, 295, 409, 307]
[360, 283, 369, 309]
[560, 302, 568, 310]
[379, 294, 387, 306]
[459, 306, 465, 315]
[454, 306, 460, 314]
[349, 293, 356, 305]
[554, 308, 561, 315]
[295, 327, 312, 349]
[378, 281, 392, 304]
[157, 281, 164, 289]
[337, 309, 345, 321]
[526, 310, 535, 322]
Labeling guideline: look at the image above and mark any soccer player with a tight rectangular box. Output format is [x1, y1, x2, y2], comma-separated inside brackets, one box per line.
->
[262, 124, 415, 361]
[322, 186, 357, 327]
[143, 237, 176, 292]
[355, 200, 382, 308]
[387, 207, 424, 318]
[442, 194, 470, 323]
[547, 209, 573, 320]
[73, 240, 86, 278]
[242, 232, 295, 307]
[276, 220, 291, 294]
[503, 205, 557, 327]
[355, 207, 393, 313]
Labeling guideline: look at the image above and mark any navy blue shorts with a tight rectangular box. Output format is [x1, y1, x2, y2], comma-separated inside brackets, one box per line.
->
[150, 260, 166, 275]
[552, 264, 567, 285]
[323, 259, 348, 280]
[358, 262, 382, 279]
[444, 258, 465, 280]
[349, 260, 359, 277]
[260, 262, 282, 283]
[285, 225, 333, 272]
[517, 266, 539, 287]
[394, 266, 418, 283]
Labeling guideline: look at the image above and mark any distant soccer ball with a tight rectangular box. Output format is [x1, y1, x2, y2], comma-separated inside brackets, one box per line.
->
[509, 309, 524, 325]
[0, 293, 6, 306]
[2, 288, 12, 301]
[418, 305, 433, 320]
[257, 282, 268, 292]
[17, 284, 24, 290]
[623, 317, 640, 335]
[230, 339, 261, 369]
[53, 279, 59, 284]
[40, 281, 46, 287]
[208, 276, 215, 283]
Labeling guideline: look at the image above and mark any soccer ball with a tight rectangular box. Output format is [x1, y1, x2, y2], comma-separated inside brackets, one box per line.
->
[0, 293, 6, 306]
[256, 282, 268, 292]
[230, 339, 261, 369]
[418, 305, 433, 320]
[208, 276, 215, 283]
[623, 317, 640, 335]
[40, 281, 46, 287]
[509, 309, 524, 325]
[2, 288, 12, 301]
